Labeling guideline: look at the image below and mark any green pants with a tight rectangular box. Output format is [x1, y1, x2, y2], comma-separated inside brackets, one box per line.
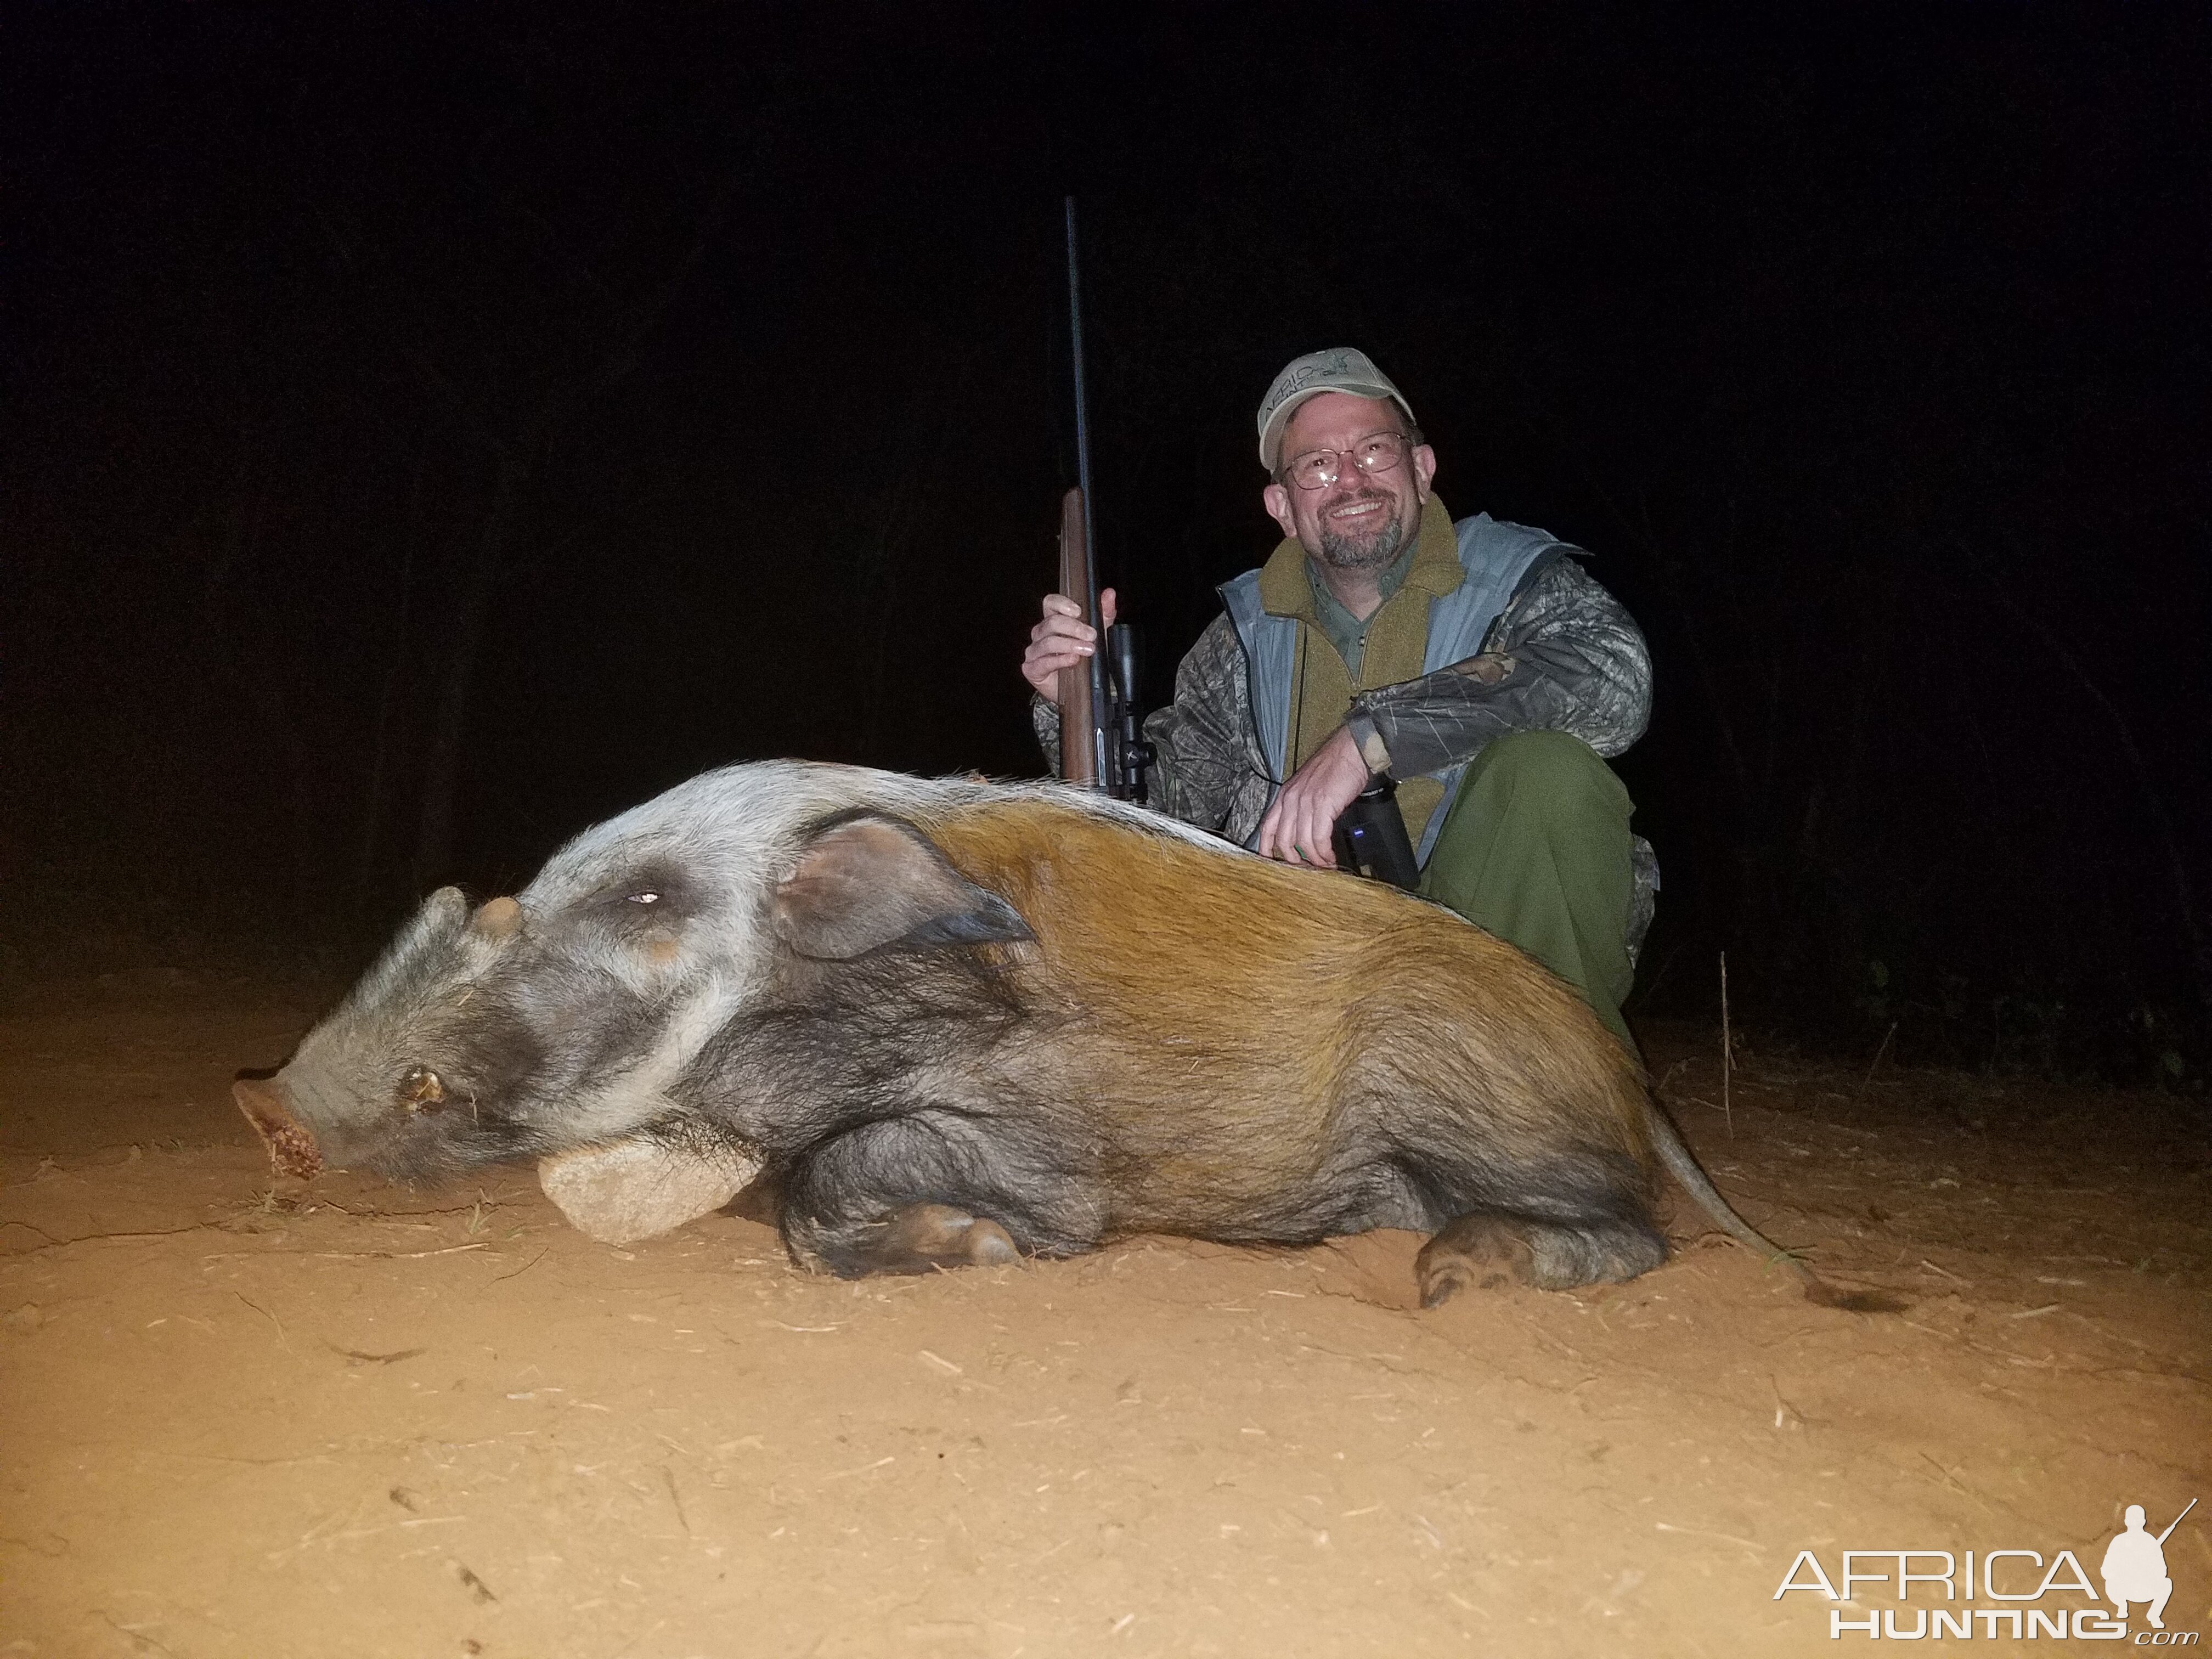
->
[1418, 730, 1641, 1054]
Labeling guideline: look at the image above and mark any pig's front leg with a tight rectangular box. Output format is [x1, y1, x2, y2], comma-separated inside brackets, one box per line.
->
[779, 1110, 1104, 1278]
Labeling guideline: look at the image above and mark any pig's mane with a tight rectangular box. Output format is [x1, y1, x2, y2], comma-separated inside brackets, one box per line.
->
[557, 761, 1242, 860]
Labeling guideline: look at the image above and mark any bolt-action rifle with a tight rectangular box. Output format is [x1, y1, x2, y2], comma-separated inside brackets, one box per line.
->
[1056, 198, 1151, 802]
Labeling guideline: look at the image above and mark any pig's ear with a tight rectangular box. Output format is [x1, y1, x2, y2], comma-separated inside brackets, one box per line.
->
[774, 814, 1034, 961]
[468, 895, 523, 941]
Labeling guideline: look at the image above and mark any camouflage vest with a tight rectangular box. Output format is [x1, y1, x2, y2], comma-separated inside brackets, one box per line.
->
[1218, 498, 1564, 865]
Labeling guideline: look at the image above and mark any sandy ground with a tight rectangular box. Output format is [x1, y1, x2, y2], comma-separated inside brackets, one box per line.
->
[3, 977, 2208, 1657]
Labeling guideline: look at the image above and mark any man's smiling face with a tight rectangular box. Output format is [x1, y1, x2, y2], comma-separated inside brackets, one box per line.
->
[1262, 391, 1437, 574]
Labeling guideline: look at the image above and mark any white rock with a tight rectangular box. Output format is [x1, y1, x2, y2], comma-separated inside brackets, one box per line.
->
[538, 1136, 764, 1245]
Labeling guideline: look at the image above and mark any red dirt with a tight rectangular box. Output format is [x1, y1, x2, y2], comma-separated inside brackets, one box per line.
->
[3, 979, 2207, 1656]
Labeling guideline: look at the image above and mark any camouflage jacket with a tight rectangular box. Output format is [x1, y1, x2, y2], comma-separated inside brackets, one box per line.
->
[1031, 537, 1657, 944]
[1035, 549, 1647, 824]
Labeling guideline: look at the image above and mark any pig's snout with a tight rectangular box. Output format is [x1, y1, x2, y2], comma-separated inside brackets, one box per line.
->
[233, 1074, 324, 1180]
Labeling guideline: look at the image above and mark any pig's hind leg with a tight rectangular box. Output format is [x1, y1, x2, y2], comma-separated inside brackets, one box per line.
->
[1401, 1146, 1667, 1306]
[780, 1111, 1100, 1279]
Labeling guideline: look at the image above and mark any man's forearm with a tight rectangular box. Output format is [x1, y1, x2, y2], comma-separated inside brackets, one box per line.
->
[1346, 560, 1652, 778]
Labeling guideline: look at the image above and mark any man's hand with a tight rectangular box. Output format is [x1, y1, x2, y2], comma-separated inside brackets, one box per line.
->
[1256, 725, 1372, 868]
[1021, 588, 1119, 700]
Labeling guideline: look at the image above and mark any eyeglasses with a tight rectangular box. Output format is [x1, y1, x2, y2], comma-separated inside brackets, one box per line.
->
[1281, 431, 1414, 491]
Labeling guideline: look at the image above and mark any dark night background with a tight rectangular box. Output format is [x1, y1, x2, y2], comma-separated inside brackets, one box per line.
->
[4, 3, 2205, 1081]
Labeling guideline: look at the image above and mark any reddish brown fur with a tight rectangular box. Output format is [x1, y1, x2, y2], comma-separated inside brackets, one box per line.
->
[910, 796, 1653, 1235]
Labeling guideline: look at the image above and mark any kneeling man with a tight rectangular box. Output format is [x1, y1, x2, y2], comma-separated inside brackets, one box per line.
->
[1023, 347, 1656, 1051]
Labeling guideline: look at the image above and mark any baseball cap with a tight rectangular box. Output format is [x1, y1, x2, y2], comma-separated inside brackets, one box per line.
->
[1256, 347, 1417, 470]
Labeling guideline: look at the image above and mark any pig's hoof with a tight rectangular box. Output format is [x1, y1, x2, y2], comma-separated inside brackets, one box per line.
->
[864, 1204, 1024, 1274]
[1416, 1214, 1528, 1305]
[1417, 1211, 1668, 1302]
[1414, 1250, 1511, 1308]
[962, 1219, 1020, 1266]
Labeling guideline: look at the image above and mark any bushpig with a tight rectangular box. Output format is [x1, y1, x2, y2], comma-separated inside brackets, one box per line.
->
[235, 760, 1875, 1308]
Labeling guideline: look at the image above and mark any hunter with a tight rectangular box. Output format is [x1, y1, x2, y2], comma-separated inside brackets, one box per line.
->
[1022, 347, 1657, 1050]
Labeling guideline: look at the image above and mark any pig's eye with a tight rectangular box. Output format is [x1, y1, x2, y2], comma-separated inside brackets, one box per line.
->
[626, 891, 661, 906]
[397, 1065, 447, 1113]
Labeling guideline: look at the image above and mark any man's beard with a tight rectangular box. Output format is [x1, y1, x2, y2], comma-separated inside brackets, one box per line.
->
[1314, 491, 1415, 572]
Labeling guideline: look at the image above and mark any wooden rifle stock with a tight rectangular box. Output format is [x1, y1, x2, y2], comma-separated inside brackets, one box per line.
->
[1056, 485, 1105, 787]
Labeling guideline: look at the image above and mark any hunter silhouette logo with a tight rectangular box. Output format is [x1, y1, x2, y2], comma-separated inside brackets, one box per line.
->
[2106, 1502, 2193, 1632]
[1773, 1498, 2199, 1641]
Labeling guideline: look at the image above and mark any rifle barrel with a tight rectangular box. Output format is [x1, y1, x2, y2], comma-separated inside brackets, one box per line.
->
[2155, 1497, 2197, 1544]
[1064, 196, 1111, 787]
